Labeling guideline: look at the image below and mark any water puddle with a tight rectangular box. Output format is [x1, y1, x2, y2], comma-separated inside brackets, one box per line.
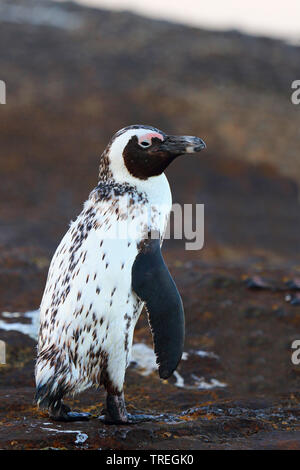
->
[130, 342, 227, 390]
[0, 309, 39, 340]
[130, 343, 157, 376]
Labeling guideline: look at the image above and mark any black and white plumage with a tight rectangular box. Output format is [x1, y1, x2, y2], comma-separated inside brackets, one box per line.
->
[35, 125, 206, 423]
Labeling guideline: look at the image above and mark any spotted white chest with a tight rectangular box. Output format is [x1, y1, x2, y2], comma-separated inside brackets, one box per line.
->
[36, 173, 172, 394]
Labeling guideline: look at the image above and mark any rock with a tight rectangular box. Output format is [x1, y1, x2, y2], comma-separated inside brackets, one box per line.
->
[286, 294, 300, 306]
[285, 279, 300, 291]
[245, 276, 277, 291]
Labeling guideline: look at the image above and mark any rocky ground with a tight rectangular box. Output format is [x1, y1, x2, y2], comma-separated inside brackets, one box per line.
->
[1, 0, 300, 450]
[1, 257, 300, 449]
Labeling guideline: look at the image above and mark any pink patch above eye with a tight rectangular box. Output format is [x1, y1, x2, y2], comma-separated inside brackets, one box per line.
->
[138, 132, 164, 145]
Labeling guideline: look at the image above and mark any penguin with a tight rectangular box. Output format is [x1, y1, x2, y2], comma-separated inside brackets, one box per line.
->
[35, 125, 206, 423]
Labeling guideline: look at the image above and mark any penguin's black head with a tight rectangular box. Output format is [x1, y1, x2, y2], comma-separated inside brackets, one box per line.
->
[102, 125, 206, 181]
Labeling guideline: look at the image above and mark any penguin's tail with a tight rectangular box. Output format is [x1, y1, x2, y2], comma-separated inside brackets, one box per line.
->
[35, 383, 61, 409]
[35, 378, 70, 408]
[35, 360, 71, 409]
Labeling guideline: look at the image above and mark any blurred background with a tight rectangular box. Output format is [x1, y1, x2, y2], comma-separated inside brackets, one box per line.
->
[1, 0, 300, 450]
[1, 0, 300, 265]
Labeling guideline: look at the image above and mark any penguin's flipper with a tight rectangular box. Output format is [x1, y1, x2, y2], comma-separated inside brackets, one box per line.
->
[132, 237, 185, 379]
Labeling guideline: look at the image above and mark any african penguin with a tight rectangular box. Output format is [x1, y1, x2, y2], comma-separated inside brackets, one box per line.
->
[35, 125, 206, 423]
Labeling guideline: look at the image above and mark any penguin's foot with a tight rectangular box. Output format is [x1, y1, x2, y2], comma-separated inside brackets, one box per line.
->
[100, 393, 158, 424]
[103, 393, 128, 424]
[49, 402, 90, 422]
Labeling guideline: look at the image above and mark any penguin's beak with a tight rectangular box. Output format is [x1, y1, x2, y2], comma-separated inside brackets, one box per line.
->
[160, 135, 206, 156]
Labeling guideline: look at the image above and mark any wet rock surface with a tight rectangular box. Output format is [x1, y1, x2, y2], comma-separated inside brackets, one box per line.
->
[2, 387, 300, 450]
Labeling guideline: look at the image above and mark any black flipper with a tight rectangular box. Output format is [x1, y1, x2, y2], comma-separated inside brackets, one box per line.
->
[132, 238, 184, 379]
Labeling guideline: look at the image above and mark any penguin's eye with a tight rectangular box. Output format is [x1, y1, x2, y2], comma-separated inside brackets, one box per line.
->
[139, 141, 151, 148]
